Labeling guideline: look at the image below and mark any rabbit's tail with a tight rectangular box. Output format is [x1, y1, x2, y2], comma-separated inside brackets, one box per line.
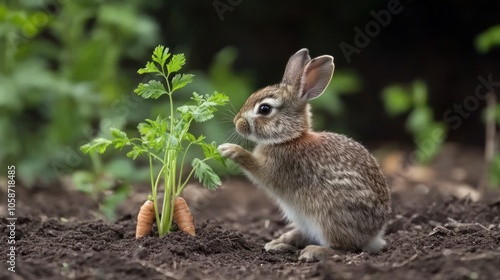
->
[362, 228, 386, 253]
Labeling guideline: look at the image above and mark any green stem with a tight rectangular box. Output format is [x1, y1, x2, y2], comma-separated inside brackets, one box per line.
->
[154, 165, 166, 191]
[167, 189, 176, 235]
[154, 164, 166, 235]
[161, 148, 179, 236]
[176, 157, 212, 196]
[177, 141, 194, 188]
[172, 151, 177, 196]
[175, 117, 194, 187]
[129, 140, 165, 164]
[160, 150, 171, 236]
[163, 72, 172, 94]
[157, 65, 184, 236]
[149, 152, 166, 165]
[169, 149, 177, 232]
[168, 93, 174, 135]
[160, 70, 176, 236]
[148, 152, 161, 231]
[90, 153, 102, 174]
[160, 87, 173, 236]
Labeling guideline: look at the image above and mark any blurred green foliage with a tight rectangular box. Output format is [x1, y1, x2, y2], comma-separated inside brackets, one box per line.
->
[1, 1, 361, 193]
[311, 70, 362, 129]
[476, 25, 500, 188]
[381, 81, 448, 164]
[475, 25, 500, 54]
[72, 155, 132, 220]
[484, 104, 500, 188]
[481, 95, 500, 188]
[491, 156, 500, 187]
[0, 0, 158, 186]
[184, 47, 254, 147]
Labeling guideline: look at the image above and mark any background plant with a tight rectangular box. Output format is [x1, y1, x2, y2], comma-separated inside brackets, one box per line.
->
[0, 0, 158, 186]
[475, 24, 500, 54]
[476, 25, 500, 188]
[483, 100, 500, 188]
[81, 46, 228, 236]
[381, 80, 448, 164]
[71, 154, 132, 220]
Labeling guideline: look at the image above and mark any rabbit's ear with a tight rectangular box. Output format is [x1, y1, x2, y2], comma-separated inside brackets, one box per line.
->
[282, 48, 311, 85]
[299, 55, 334, 100]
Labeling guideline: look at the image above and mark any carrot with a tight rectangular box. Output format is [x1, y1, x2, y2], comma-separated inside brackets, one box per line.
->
[173, 197, 195, 236]
[136, 200, 155, 239]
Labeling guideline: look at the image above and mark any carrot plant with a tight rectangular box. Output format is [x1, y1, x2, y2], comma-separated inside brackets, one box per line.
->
[81, 45, 228, 236]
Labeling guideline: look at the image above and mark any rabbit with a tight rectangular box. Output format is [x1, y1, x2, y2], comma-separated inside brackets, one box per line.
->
[218, 48, 391, 262]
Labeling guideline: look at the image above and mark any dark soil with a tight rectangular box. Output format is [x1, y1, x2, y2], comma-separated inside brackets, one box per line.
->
[1, 147, 500, 280]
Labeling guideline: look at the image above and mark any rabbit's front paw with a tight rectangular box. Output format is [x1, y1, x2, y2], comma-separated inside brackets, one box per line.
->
[218, 143, 244, 160]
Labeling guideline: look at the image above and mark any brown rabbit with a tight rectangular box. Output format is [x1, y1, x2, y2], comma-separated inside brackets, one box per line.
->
[218, 48, 391, 262]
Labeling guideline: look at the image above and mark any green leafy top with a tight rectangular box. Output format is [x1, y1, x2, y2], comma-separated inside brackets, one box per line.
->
[81, 45, 228, 192]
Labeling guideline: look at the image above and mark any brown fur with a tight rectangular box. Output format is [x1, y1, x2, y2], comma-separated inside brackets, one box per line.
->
[218, 49, 391, 262]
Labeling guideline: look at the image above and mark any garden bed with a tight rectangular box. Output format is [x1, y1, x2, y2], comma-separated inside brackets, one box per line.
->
[1, 146, 500, 280]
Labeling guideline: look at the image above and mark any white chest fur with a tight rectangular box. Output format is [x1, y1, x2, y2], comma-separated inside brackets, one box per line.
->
[245, 148, 327, 246]
[276, 198, 326, 246]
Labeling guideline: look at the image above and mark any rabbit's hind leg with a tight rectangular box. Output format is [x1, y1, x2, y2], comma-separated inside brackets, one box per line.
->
[265, 228, 310, 253]
[298, 245, 341, 262]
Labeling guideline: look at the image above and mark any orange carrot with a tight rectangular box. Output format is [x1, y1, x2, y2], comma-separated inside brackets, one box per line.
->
[136, 200, 155, 239]
[173, 197, 195, 236]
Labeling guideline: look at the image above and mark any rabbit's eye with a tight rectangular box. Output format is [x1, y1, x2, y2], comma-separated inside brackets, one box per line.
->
[258, 104, 272, 115]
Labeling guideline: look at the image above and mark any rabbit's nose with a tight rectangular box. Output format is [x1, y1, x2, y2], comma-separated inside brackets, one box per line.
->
[235, 118, 250, 136]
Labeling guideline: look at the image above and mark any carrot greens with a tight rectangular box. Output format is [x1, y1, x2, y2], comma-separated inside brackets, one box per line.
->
[81, 45, 228, 236]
